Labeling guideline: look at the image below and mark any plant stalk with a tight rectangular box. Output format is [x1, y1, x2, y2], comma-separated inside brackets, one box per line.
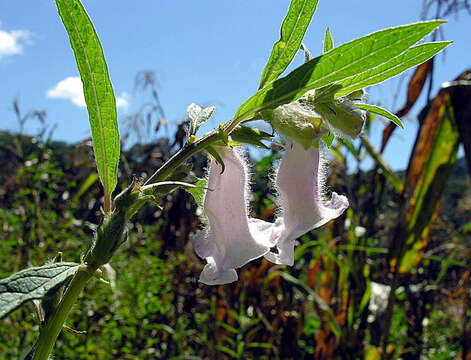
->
[145, 130, 219, 185]
[33, 266, 93, 360]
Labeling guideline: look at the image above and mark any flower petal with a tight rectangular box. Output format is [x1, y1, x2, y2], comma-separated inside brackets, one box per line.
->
[265, 142, 349, 265]
[193, 146, 278, 285]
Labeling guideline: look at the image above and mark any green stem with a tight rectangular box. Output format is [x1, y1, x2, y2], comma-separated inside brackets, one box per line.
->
[33, 266, 93, 360]
[145, 130, 220, 185]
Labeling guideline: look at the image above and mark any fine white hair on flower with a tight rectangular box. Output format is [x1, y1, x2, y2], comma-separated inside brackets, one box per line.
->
[265, 141, 349, 266]
[192, 146, 278, 285]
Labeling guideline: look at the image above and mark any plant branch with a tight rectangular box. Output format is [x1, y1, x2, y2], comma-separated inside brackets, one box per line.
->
[144, 130, 220, 185]
[33, 265, 93, 360]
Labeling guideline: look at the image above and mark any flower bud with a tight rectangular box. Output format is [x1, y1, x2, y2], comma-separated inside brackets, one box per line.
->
[311, 90, 366, 138]
[265, 101, 327, 149]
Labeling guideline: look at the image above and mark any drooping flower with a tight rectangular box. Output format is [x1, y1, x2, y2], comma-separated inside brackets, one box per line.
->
[192, 146, 278, 285]
[265, 141, 349, 266]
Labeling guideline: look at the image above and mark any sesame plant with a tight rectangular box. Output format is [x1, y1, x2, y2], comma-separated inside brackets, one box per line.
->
[0, 0, 450, 358]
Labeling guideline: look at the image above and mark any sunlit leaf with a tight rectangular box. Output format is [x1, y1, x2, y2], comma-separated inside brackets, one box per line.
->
[334, 42, 450, 98]
[236, 21, 446, 123]
[206, 145, 225, 174]
[323, 27, 333, 52]
[187, 103, 215, 135]
[230, 125, 272, 149]
[322, 132, 334, 147]
[356, 103, 403, 128]
[259, 0, 320, 89]
[56, 0, 120, 211]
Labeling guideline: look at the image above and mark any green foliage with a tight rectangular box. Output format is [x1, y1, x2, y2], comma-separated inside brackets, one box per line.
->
[187, 103, 215, 136]
[236, 21, 448, 123]
[55, 0, 120, 209]
[356, 103, 403, 128]
[230, 125, 272, 149]
[0, 263, 79, 319]
[259, 0, 320, 89]
[323, 27, 333, 53]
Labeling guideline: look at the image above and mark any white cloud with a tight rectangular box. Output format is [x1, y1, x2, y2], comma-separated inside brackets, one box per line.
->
[47, 76, 129, 109]
[47, 77, 86, 107]
[0, 25, 31, 60]
[116, 91, 129, 109]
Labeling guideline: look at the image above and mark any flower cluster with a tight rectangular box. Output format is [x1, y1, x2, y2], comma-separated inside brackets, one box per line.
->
[192, 93, 365, 285]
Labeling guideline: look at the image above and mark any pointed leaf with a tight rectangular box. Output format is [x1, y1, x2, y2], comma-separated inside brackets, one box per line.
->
[259, 0, 320, 89]
[334, 42, 450, 98]
[0, 263, 79, 319]
[236, 21, 446, 123]
[323, 27, 333, 52]
[206, 145, 226, 174]
[356, 103, 403, 128]
[56, 0, 120, 210]
[230, 125, 272, 149]
[71, 172, 99, 202]
[140, 180, 205, 196]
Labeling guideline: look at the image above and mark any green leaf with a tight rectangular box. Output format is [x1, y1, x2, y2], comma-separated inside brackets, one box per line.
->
[184, 179, 207, 209]
[259, 0, 320, 89]
[434, 249, 457, 285]
[215, 345, 239, 358]
[335, 42, 451, 98]
[246, 342, 275, 350]
[236, 21, 446, 123]
[339, 138, 360, 161]
[323, 27, 333, 52]
[187, 103, 216, 135]
[230, 125, 272, 149]
[356, 103, 403, 128]
[206, 145, 226, 174]
[56, 0, 120, 210]
[322, 132, 334, 147]
[218, 321, 239, 334]
[71, 172, 99, 202]
[0, 263, 79, 319]
[140, 180, 205, 197]
[358, 280, 372, 314]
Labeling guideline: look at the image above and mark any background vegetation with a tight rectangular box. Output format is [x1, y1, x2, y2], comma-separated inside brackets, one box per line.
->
[1, 1, 471, 359]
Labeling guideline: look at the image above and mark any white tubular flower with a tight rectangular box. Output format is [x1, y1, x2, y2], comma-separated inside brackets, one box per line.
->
[265, 142, 349, 266]
[193, 146, 278, 285]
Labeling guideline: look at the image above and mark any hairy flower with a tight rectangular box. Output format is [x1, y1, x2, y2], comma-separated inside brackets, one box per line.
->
[192, 146, 278, 285]
[265, 142, 349, 265]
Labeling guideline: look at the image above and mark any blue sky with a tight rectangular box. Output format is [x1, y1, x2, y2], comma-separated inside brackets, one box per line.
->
[0, 0, 469, 170]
